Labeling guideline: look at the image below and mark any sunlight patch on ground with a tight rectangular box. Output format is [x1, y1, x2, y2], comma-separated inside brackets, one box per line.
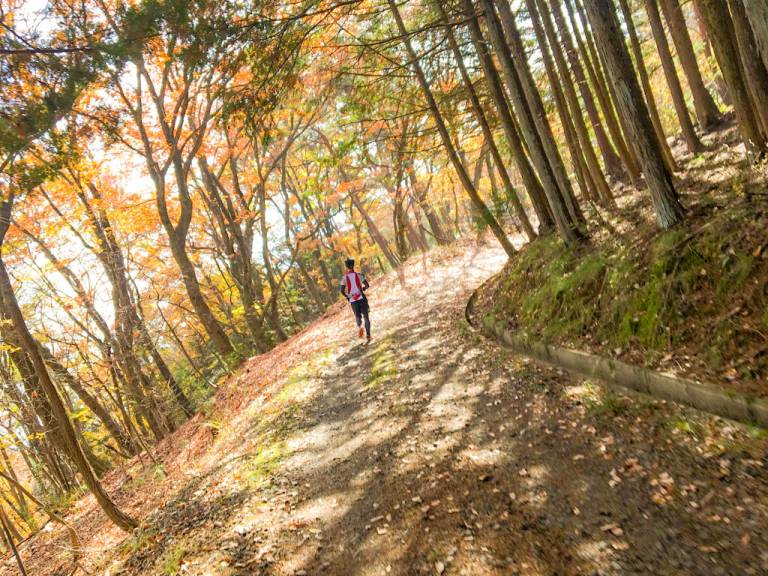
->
[290, 415, 409, 475]
[286, 422, 332, 452]
[460, 446, 508, 467]
[290, 490, 361, 525]
[574, 539, 619, 572]
[563, 382, 602, 403]
[485, 374, 508, 395]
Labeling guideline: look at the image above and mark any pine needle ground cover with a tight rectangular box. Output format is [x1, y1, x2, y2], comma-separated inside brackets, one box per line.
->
[477, 194, 768, 398]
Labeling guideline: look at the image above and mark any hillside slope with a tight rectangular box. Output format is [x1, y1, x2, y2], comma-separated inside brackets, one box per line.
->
[4, 243, 768, 576]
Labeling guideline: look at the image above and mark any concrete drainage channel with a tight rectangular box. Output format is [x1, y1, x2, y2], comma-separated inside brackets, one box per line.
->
[465, 278, 768, 429]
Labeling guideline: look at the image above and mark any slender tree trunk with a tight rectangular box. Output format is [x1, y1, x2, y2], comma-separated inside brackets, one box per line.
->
[696, 0, 766, 158]
[577, 0, 646, 180]
[468, 0, 583, 243]
[455, 1, 556, 234]
[729, 0, 768, 136]
[743, 0, 768, 76]
[0, 506, 26, 576]
[659, 0, 722, 129]
[534, 0, 616, 201]
[490, 0, 586, 225]
[584, 0, 685, 229]
[42, 349, 136, 455]
[349, 188, 402, 267]
[197, 157, 265, 350]
[0, 447, 30, 525]
[618, 0, 678, 172]
[257, 202, 287, 344]
[388, 0, 518, 256]
[691, 1, 732, 105]
[548, 0, 626, 180]
[169, 236, 238, 358]
[78, 183, 196, 418]
[563, 0, 642, 180]
[405, 163, 452, 245]
[406, 203, 431, 251]
[0, 202, 136, 531]
[526, 0, 613, 205]
[135, 317, 195, 418]
[436, 0, 536, 240]
[644, 0, 704, 153]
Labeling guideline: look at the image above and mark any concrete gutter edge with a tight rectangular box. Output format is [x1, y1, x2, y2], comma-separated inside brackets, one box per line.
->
[465, 280, 768, 428]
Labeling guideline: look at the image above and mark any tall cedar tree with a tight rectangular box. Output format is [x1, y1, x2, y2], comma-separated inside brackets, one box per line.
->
[695, 0, 766, 158]
[583, 0, 685, 229]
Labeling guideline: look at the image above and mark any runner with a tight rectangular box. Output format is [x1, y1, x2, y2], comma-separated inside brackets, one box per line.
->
[340, 258, 371, 342]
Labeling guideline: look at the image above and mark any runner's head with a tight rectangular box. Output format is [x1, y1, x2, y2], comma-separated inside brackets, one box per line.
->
[345, 258, 355, 270]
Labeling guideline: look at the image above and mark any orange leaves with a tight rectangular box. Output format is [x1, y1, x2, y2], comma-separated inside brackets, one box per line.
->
[337, 178, 365, 195]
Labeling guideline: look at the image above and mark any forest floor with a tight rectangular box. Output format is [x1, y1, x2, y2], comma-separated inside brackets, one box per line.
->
[5, 235, 768, 576]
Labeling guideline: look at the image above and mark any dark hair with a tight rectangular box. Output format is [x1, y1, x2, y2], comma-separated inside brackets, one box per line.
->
[345, 258, 355, 269]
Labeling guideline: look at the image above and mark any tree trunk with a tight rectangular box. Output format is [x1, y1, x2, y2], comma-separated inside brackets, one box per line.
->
[644, 0, 704, 153]
[454, 1, 556, 234]
[743, 0, 768, 76]
[729, 0, 768, 137]
[618, 0, 678, 172]
[197, 157, 265, 350]
[169, 234, 238, 357]
[0, 202, 136, 531]
[405, 163, 452, 245]
[77, 183, 196, 418]
[436, 0, 536, 240]
[490, 0, 586, 225]
[659, 0, 722, 129]
[548, 0, 626, 180]
[468, 0, 583, 243]
[136, 317, 195, 418]
[563, 0, 643, 180]
[696, 0, 766, 158]
[349, 188, 402, 267]
[42, 348, 136, 456]
[388, 0, 518, 256]
[584, 0, 685, 229]
[526, 0, 613, 205]
[533, 0, 616, 203]
[257, 197, 288, 344]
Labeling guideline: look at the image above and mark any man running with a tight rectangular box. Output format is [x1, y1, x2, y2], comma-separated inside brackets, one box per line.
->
[340, 258, 371, 342]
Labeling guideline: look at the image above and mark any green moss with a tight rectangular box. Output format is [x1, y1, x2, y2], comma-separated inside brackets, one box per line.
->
[366, 336, 398, 389]
[240, 403, 297, 489]
[239, 347, 334, 490]
[499, 238, 609, 342]
[159, 542, 189, 575]
[484, 205, 768, 392]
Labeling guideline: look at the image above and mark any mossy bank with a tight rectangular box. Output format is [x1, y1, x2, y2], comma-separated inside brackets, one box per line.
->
[474, 198, 768, 398]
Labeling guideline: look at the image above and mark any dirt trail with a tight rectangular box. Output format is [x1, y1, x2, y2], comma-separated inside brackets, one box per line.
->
[5, 243, 768, 576]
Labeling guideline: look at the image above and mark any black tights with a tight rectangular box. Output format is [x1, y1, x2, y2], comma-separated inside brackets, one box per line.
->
[351, 298, 371, 337]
